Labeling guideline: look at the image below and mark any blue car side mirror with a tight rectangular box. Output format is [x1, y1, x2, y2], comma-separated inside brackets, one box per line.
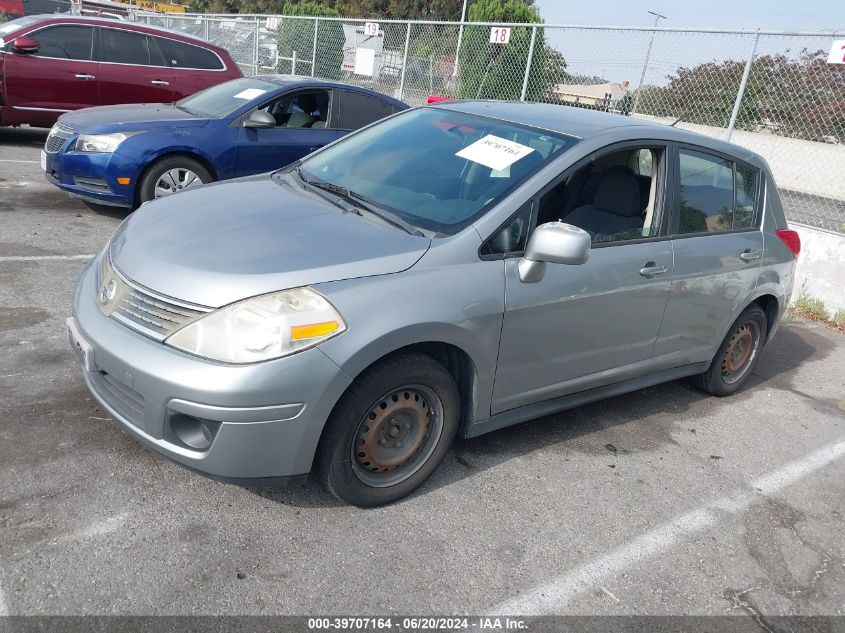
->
[244, 111, 276, 129]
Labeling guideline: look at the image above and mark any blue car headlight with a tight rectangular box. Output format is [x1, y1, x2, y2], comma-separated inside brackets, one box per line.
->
[75, 132, 138, 153]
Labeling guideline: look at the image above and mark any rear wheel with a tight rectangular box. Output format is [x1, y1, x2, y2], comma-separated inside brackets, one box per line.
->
[316, 353, 460, 507]
[137, 156, 212, 206]
[694, 304, 767, 396]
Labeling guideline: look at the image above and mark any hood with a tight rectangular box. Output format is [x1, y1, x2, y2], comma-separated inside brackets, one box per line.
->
[109, 174, 431, 308]
[59, 104, 210, 133]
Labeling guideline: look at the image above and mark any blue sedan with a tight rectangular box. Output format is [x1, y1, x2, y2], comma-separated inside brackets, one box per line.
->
[41, 76, 408, 209]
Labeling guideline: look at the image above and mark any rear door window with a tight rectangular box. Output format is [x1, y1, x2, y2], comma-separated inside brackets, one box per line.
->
[157, 37, 224, 70]
[676, 148, 759, 234]
[337, 90, 396, 130]
[99, 28, 150, 66]
[30, 25, 94, 60]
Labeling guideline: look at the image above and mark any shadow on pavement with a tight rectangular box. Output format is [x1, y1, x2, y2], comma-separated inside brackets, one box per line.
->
[253, 322, 825, 508]
[0, 126, 49, 148]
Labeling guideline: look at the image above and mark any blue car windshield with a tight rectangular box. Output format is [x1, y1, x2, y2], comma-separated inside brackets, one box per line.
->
[177, 77, 278, 118]
[297, 107, 578, 235]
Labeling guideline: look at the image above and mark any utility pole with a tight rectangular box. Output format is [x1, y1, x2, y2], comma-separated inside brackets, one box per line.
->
[631, 10, 666, 115]
[452, 0, 469, 78]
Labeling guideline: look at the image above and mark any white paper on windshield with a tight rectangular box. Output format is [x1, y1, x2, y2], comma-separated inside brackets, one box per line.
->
[233, 88, 268, 100]
[456, 135, 535, 172]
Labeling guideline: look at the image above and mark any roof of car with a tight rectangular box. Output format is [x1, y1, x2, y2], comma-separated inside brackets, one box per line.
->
[21, 14, 215, 47]
[253, 74, 409, 106]
[433, 100, 765, 166]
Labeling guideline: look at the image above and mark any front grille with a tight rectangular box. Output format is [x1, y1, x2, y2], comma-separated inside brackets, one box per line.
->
[98, 254, 210, 341]
[113, 285, 207, 340]
[89, 371, 145, 429]
[45, 123, 74, 154]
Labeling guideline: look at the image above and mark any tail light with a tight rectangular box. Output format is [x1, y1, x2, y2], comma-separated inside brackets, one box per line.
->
[775, 228, 800, 258]
[427, 95, 455, 104]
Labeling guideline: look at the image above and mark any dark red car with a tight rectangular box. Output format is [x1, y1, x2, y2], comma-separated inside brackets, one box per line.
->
[0, 15, 242, 127]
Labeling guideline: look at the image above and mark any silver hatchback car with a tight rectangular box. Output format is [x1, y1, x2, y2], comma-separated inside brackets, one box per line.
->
[68, 101, 800, 506]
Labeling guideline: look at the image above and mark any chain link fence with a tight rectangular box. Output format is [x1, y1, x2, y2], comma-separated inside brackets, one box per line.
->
[8, 4, 840, 233]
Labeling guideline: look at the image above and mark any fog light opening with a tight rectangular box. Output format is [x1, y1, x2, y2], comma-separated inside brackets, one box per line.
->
[168, 413, 220, 451]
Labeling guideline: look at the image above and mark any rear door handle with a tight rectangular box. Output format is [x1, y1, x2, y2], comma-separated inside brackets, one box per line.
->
[639, 262, 668, 277]
[151, 80, 170, 86]
[740, 249, 761, 261]
[75, 73, 96, 80]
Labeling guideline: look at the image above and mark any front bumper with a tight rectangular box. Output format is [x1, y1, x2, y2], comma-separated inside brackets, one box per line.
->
[44, 144, 137, 208]
[69, 257, 352, 480]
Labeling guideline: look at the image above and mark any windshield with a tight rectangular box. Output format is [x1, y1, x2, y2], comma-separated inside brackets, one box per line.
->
[296, 107, 578, 235]
[0, 16, 40, 39]
[176, 77, 277, 118]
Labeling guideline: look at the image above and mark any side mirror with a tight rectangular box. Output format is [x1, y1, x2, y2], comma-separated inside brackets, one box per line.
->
[11, 36, 40, 54]
[518, 222, 591, 283]
[243, 110, 276, 129]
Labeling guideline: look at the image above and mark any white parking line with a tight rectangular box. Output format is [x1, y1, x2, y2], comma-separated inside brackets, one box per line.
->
[489, 438, 845, 615]
[0, 584, 7, 616]
[0, 254, 94, 262]
[0, 159, 39, 164]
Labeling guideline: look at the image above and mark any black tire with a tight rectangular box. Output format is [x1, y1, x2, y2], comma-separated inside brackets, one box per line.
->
[136, 155, 213, 207]
[694, 304, 767, 396]
[316, 353, 460, 507]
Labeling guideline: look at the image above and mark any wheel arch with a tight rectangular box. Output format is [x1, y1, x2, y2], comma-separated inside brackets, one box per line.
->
[134, 150, 219, 206]
[714, 291, 782, 354]
[751, 293, 780, 342]
[319, 337, 483, 453]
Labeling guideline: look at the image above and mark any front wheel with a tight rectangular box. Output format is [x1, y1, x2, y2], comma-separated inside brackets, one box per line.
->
[694, 304, 767, 396]
[137, 156, 212, 206]
[316, 353, 460, 507]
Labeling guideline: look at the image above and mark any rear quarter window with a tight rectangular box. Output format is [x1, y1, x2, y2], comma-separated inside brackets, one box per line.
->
[157, 37, 224, 70]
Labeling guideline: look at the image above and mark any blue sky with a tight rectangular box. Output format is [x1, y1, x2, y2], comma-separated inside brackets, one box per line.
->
[534, 0, 842, 33]
[530, 0, 840, 85]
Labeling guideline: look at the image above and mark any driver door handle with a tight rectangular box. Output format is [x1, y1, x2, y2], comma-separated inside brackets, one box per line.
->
[639, 262, 668, 277]
[740, 249, 761, 261]
[75, 73, 96, 80]
[151, 80, 170, 86]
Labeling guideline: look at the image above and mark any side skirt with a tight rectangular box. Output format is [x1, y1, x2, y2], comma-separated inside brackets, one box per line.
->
[464, 362, 708, 439]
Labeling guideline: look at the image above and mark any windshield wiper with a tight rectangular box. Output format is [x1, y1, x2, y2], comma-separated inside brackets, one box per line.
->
[346, 190, 425, 237]
[296, 169, 424, 237]
[295, 168, 362, 216]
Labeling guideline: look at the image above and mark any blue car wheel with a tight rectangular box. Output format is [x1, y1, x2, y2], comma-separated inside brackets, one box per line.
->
[138, 156, 213, 207]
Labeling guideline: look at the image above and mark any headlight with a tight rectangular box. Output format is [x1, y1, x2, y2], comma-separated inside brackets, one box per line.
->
[75, 133, 132, 153]
[165, 287, 346, 364]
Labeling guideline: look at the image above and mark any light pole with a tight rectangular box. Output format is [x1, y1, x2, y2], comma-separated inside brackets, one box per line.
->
[631, 10, 666, 115]
[452, 0, 469, 78]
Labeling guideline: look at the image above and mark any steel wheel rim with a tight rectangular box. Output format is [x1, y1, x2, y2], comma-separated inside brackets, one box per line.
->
[350, 384, 444, 488]
[721, 321, 760, 384]
[153, 168, 204, 198]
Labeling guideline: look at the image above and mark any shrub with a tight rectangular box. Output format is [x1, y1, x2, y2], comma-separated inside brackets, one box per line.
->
[457, 0, 560, 101]
[277, 2, 344, 79]
[792, 294, 830, 322]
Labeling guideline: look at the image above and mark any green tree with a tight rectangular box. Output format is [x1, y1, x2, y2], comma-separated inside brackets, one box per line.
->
[276, 2, 345, 78]
[636, 49, 845, 142]
[457, 0, 557, 101]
